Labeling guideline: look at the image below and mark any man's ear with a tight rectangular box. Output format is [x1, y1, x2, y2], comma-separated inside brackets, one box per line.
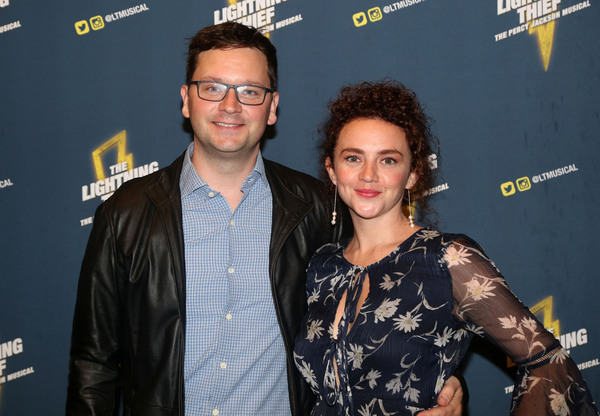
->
[267, 91, 279, 126]
[180, 84, 190, 119]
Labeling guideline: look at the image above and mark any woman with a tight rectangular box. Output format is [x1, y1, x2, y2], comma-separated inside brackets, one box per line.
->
[294, 81, 598, 415]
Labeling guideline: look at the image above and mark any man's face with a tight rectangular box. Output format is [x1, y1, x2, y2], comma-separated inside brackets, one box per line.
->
[180, 47, 279, 160]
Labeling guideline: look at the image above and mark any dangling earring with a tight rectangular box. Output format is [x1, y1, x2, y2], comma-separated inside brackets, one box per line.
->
[331, 186, 338, 225]
[407, 189, 415, 228]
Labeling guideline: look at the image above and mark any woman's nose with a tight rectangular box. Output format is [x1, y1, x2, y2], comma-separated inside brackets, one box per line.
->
[359, 161, 378, 183]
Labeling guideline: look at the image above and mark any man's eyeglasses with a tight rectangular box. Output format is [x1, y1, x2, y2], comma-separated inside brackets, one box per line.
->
[189, 81, 274, 106]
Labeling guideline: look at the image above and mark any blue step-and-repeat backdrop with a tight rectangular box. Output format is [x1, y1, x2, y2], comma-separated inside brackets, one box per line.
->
[1, 1, 598, 414]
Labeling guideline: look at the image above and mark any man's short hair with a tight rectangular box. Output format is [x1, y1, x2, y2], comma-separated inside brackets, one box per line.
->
[186, 22, 278, 89]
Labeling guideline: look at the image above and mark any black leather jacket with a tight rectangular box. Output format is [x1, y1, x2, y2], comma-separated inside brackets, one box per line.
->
[67, 153, 347, 416]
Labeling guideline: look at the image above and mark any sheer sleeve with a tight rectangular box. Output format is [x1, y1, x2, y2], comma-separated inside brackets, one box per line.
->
[445, 236, 599, 415]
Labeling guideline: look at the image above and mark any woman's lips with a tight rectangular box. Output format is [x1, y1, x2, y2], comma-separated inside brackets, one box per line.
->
[355, 189, 381, 198]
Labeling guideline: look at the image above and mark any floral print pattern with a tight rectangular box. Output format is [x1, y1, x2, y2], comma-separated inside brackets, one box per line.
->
[294, 230, 598, 415]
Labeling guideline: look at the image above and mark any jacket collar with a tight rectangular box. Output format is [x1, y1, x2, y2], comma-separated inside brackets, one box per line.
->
[145, 152, 187, 327]
[141, 152, 315, 267]
[138, 152, 316, 325]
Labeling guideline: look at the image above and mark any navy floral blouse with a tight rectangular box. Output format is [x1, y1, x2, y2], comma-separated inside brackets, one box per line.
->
[294, 229, 599, 415]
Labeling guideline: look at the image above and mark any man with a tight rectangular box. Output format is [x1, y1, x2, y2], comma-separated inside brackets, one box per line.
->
[67, 22, 463, 416]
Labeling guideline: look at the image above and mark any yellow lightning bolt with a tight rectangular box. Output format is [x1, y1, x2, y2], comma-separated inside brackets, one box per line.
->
[529, 295, 560, 337]
[91, 130, 133, 180]
[529, 20, 556, 71]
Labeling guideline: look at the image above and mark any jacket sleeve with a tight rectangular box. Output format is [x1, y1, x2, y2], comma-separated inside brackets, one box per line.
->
[66, 202, 123, 416]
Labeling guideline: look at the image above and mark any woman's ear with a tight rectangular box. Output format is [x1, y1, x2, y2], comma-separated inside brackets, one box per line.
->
[325, 157, 337, 186]
[406, 171, 418, 190]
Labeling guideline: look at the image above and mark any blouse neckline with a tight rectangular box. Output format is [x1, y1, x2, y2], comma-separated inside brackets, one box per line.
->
[340, 227, 426, 269]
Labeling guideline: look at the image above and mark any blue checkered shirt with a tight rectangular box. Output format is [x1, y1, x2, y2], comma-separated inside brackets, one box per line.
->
[180, 144, 291, 416]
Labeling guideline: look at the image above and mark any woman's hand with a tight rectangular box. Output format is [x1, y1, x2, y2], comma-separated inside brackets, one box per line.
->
[416, 375, 464, 416]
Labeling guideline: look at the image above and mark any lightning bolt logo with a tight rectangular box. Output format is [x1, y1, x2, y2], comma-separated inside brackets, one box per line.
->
[529, 295, 560, 337]
[529, 21, 556, 71]
[92, 130, 133, 180]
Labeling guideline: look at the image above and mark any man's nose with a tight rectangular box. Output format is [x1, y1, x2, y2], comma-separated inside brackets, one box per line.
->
[219, 88, 242, 112]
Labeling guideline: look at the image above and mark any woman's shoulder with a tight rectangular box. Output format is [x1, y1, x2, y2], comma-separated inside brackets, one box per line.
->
[421, 230, 497, 273]
[309, 240, 347, 265]
[305, 241, 349, 292]
[414, 229, 479, 246]
[410, 229, 487, 259]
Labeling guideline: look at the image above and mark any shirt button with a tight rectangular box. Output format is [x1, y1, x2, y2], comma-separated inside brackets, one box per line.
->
[208, 191, 215, 198]
[226, 313, 232, 320]
[212, 409, 219, 416]
[228, 266, 234, 274]
[220, 362, 227, 369]
[229, 219, 235, 226]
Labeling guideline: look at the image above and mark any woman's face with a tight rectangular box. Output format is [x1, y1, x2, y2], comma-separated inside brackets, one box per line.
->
[326, 118, 417, 223]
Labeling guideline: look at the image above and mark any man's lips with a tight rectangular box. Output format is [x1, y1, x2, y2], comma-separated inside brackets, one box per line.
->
[213, 121, 243, 128]
[355, 189, 381, 198]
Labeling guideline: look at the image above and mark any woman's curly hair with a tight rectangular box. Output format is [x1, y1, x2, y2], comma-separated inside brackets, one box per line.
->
[319, 80, 439, 221]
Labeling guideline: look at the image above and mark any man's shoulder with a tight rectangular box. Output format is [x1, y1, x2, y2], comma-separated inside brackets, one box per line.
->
[103, 153, 184, 210]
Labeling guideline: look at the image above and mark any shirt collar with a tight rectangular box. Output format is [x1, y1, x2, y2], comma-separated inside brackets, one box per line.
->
[179, 142, 268, 198]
